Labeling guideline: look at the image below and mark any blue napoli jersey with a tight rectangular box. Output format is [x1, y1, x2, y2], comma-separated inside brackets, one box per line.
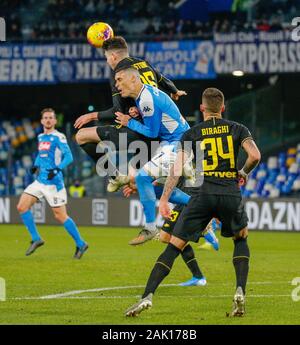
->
[127, 85, 190, 143]
[34, 130, 73, 190]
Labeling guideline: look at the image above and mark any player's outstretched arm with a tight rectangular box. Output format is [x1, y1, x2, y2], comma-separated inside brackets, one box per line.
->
[153, 66, 187, 100]
[74, 112, 98, 129]
[239, 138, 261, 183]
[171, 90, 188, 101]
[74, 92, 131, 129]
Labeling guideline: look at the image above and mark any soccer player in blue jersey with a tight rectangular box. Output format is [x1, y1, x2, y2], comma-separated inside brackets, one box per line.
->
[114, 67, 192, 245]
[16, 108, 88, 259]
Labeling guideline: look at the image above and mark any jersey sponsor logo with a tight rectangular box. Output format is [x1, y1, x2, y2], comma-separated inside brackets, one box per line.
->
[38, 142, 51, 151]
[201, 171, 237, 178]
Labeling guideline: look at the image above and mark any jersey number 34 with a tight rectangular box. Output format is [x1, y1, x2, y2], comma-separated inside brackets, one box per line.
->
[201, 135, 235, 171]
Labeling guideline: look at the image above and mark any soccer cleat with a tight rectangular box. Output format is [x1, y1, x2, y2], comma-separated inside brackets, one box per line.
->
[231, 286, 245, 317]
[152, 230, 161, 241]
[25, 239, 45, 256]
[128, 228, 159, 246]
[107, 175, 130, 193]
[179, 276, 207, 286]
[198, 241, 213, 251]
[203, 219, 219, 251]
[125, 293, 153, 317]
[73, 243, 89, 259]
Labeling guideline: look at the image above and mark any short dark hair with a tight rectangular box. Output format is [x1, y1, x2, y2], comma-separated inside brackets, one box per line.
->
[202, 88, 224, 113]
[41, 108, 56, 118]
[114, 63, 139, 75]
[102, 36, 128, 52]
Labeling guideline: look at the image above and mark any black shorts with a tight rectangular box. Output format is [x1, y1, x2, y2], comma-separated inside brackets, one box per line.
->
[173, 194, 248, 243]
[161, 204, 184, 235]
[96, 125, 149, 150]
[96, 125, 156, 165]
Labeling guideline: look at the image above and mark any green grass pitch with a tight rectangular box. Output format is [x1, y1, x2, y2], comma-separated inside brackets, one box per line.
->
[0, 225, 299, 324]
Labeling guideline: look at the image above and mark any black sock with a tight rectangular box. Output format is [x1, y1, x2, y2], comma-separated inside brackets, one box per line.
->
[142, 243, 181, 298]
[233, 237, 250, 294]
[181, 244, 203, 279]
[80, 143, 106, 163]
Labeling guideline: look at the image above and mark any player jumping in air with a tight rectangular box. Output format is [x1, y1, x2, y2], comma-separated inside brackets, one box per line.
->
[74, 36, 187, 192]
[125, 88, 261, 317]
[114, 66, 192, 245]
[17, 108, 88, 259]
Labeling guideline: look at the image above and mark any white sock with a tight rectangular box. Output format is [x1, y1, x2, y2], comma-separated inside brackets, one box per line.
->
[145, 222, 156, 232]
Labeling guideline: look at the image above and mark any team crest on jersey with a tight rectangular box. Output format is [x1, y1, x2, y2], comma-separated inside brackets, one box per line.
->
[38, 142, 51, 151]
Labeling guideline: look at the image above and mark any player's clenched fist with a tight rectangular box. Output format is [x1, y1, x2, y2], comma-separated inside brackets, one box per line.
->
[128, 107, 140, 118]
[115, 112, 131, 126]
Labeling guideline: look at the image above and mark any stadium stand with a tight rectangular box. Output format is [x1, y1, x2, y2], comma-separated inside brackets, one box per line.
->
[4, 0, 299, 41]
[241, 146, 300, 198]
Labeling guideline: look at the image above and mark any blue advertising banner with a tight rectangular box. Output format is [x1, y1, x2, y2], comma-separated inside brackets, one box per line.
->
[0, 32, 299, 84]
[0, 40, 215, 84]
[145, 40, 215, 79]
[0, 44, 111, 84]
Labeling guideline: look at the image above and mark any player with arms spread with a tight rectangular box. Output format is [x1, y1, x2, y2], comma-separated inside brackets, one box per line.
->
[125, 87, 261, 317]
[74, 36, 186, 191]
[17, 108, 88, 259]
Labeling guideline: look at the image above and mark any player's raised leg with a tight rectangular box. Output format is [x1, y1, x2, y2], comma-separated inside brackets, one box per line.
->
[160, 229, 206, 287]
[129, 168, 190, 245]
[17, 191, 44, 256]
[129, 168, 158, 245]
[75, 126, 104, 163]
[51, 205, 88, 259]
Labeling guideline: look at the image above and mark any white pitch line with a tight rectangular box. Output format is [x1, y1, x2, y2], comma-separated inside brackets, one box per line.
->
[10, 281, 291, 301]
[13, 284, 178, 300]
[12, 294, 292, 301]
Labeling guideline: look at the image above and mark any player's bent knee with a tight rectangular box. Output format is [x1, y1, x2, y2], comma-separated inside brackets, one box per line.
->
[233, 227, 248, 240]
[54, 215, 67, 223]
[170, 235, 186, 250]
[52, 209, 68, 223]
[16, 203, 27, 214]
[75, 129, 86, 145]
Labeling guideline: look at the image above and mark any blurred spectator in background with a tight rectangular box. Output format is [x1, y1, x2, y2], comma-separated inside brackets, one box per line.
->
[69, 179, 86, 198]
[4, 0, 300, 41]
